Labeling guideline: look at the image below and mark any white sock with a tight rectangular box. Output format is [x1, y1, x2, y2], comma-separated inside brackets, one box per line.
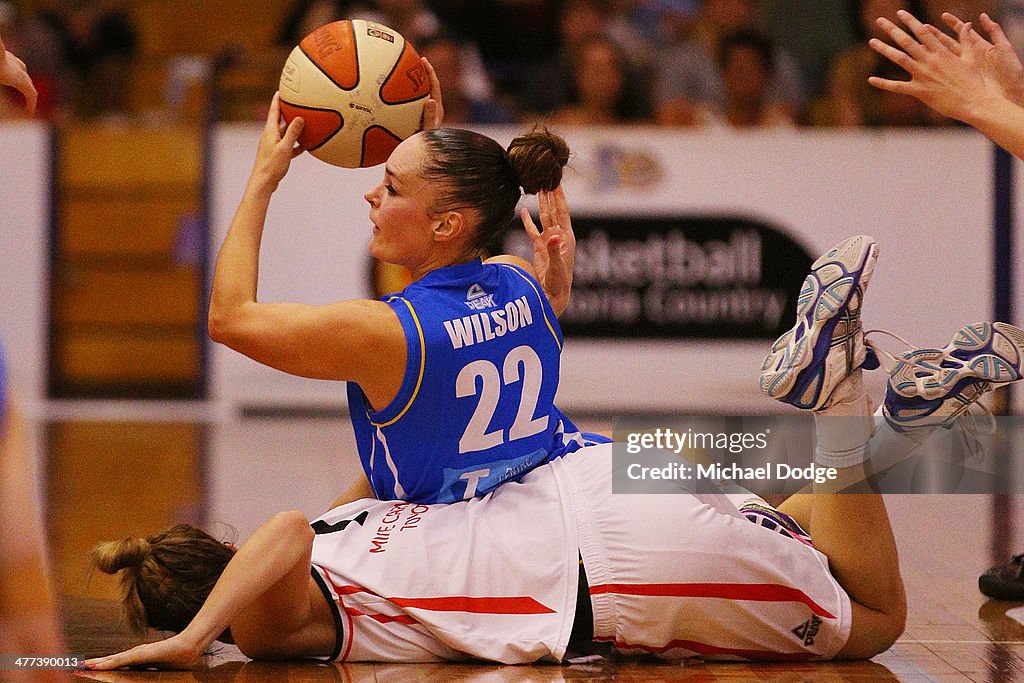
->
[813, 371, 875, 468]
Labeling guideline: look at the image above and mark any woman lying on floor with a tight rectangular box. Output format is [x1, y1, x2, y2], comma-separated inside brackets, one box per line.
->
[85, 438, 905, 668]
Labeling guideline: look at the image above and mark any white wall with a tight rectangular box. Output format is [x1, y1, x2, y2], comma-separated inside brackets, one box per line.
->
[0, 121, 50, 409]
[0, 122, 50, 477]
[210, 126, 994, 414]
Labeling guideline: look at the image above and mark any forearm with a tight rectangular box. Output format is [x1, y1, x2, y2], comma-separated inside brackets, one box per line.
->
[178, 511, 313, 653]
[209, 178, 274, 339]
[964, 94, 1024, 161]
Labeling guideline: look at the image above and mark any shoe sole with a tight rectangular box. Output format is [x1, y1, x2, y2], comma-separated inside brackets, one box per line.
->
[889, 322, 1024, 403]
[760, 235, 878, 409]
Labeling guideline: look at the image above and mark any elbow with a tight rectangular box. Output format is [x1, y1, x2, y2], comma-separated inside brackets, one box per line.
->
[207, 302, 244, 347]
[207, 297, 230, 344]
[207, 310, 226, 344]
[272, 509, 315, 543]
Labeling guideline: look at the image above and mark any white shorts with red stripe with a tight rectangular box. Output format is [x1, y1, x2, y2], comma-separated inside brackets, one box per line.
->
[554, 445, 853, 661]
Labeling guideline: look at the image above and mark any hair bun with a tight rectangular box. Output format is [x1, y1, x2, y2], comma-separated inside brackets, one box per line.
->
[92, 537, 151, 574]
[506, 128, 570, 195]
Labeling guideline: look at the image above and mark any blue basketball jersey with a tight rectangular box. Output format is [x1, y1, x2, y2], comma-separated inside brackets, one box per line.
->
[347, 259, 607, 503]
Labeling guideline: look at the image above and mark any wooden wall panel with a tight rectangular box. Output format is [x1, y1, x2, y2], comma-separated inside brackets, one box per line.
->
[54, 266, 200, 327]
[47, 422, 202, 599]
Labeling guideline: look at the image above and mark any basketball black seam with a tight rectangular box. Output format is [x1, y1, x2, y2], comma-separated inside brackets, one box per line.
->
[378, 41, 429, 106]
[298, 21, 360, 92]
[360, 125, 402, 167]
[279, 99, 345, 152]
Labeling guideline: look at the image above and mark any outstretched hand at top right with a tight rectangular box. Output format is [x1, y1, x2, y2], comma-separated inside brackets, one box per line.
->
[868, 10, 1004, 124]
[935, 12, 1024, 107]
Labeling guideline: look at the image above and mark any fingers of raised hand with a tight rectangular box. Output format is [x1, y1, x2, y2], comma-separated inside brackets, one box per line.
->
[941, 11, 968, 35]
[956, 21, 982, 59]
[9, 61, 37, 113]
[925, 24, 962, 55]
[265, 93, 283, 134]
[422, 57, 440, 95]
[550, 185, 571, 226]
[867, 75, 915, 95]
[521, 207, 542, 240]
[875, 16, 924, 57]
[868, 36, 917, 73]
[22, 80, 37, 114]
[421, 57, 443, 127]
[422, 98, 442, 131]
[979, 13, 1010, 47]
[283, 116, 305, 155]
[538, 190, 555, 230]
[895, 9, 943, 51]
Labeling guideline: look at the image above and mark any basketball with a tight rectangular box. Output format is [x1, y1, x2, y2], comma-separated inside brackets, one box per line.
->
[278, 20, 430, 168]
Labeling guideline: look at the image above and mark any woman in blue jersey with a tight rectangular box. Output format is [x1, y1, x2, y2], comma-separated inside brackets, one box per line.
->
[209, 64, 606, 505]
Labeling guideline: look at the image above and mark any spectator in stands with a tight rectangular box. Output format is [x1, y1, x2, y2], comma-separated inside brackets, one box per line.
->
[759, 0, 856, 101]
[418, 32, 516, 124]
[821, 0, 927, 126]
[546, 33, 652, 124]
[522, 0, 637, 116]
[429, 0, 560, 97]
[40, 0, 137, 120]
[652, 0, 806, 125]
[715, 29, 795, 126]
[366, 0, 442, 45]
[603, 0, 662, 79]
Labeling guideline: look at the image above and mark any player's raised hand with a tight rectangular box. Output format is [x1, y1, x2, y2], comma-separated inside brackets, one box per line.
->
[420, 57, 444, 131]
[0, 34, 37, 115]
[868, 10, 998, 123]
[521, 186, 575, 316]
[252, 92, 305, 192]
[936, 12, 1024, 106]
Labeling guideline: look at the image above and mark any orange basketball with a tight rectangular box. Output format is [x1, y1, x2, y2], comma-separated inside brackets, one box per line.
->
[279, 20, 430, 168]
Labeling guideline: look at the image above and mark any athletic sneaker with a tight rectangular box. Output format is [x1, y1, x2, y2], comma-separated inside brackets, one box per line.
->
[739, 501, 814, 548]
[883, 322, 1024, 431]
[980, 553, 1024, 601]
[760, 235, 879, 411]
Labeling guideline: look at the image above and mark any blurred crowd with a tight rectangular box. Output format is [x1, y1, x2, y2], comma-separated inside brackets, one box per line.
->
[0, 0, 1009, 126]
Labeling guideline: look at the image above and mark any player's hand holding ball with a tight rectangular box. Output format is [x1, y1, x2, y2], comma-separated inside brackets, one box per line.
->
[250, 92, 305, 194]
[420, 56, 444, 131]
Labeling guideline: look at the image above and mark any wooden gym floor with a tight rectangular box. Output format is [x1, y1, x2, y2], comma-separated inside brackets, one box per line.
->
[35, 420, 1024, 681]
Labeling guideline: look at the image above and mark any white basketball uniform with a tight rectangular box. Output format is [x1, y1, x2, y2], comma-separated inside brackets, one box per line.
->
[309, 443, 852, 663]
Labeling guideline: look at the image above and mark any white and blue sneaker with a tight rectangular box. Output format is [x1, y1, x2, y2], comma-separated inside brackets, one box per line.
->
[884, 322, 1024, 430]
[760, 235, 880, 410]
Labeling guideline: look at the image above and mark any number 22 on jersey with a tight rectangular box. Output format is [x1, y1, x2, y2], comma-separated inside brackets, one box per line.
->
[455, 344, 548, 454]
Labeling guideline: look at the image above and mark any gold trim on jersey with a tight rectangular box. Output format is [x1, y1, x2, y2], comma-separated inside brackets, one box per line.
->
[372, 297, 426, 428]
[499, 265, 561, 351]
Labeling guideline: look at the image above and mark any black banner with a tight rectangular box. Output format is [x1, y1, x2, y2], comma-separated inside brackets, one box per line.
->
[504, 216, 815, 339]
